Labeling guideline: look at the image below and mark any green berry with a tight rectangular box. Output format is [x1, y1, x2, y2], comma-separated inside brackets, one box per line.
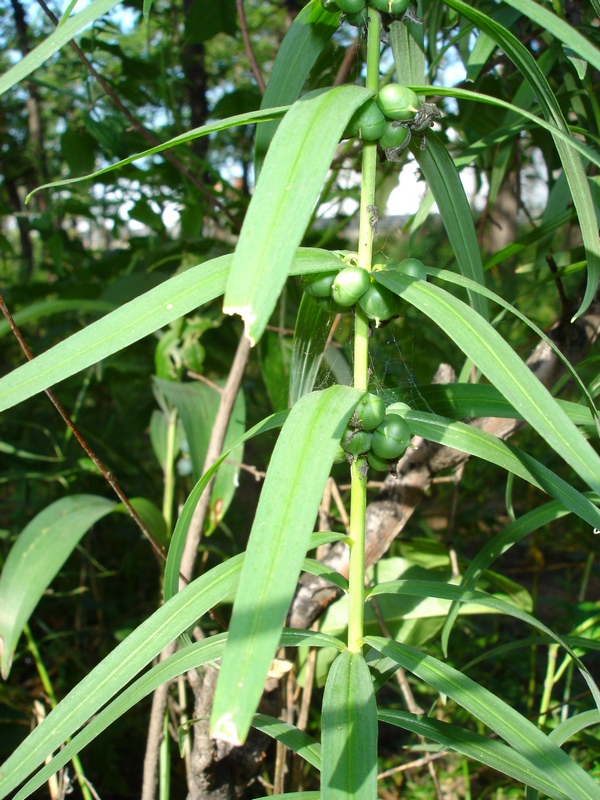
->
[354, 392, 386, 430]
[345, 6, 369, 25]
[386, 401, 411, 417]
[333, 444, 348, 464]
[358, 283, 401, 325]
[315, 296, 349, 314]
[398, 258, 428, 279]
[332, 265, 371, 307]
[301, 270, 338, 298]
[320, 0, 340, 10]
[336, 0, 366, 12]
[367, 450, 389, 472]
[371, 414, 411, 460]
[369, 0, 411, 13]
[376, 84, 420, 121]
[379, 120, 410, 150]
[343, 100, 386, 142]
[342, 426, 373, 457]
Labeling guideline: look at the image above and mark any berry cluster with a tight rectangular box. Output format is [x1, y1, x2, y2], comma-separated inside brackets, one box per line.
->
[334, 394, 412, 472]
[301, 258, 427, 326]
[322, 0, 411, 21]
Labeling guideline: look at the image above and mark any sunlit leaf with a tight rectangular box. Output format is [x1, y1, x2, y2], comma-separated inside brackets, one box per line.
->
[224, 86, 371, 345]
[321, 651, 377, 800]
[210, 386, 361, 746]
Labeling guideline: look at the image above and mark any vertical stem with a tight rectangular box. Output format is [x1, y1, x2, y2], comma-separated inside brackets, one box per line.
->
[347, 10, 380, 655]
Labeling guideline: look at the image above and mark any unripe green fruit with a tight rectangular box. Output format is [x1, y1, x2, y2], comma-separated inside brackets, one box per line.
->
[336, 0, 366, 12]
[386, 401, 411, 417]
[343, 100, 386, 141]
[333, 444, 348, 464]
[354, 392, 386, 430]
[342, 426, 372, 456]
[376, 84, 419, 121]
[332, 265, 371, 307]
[379, 120, 410, 150]
[358, 283, 401, 325]
[371, 414, 411, 460]
[368, 0, 411, 13]
[301, 270, 338, 298]
[398, 258, 428, 279]
[367, 450, 389, 472]
[345, 6, 369, 25]
[320, 0, 340, 10]
[315, 296, 349, 314]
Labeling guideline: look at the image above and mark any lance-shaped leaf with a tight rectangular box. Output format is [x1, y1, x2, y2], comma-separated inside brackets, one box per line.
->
[0, 0, 120, 98]
[379, 709, 570, 800]
[254, 0, 340, 175]
[398, 408, 600, 529]
[367, 580, 600, 710]
[414, 134, 488, 319]
[210, 385, 361, 745]
[0, 248, 343, 414]
[252, 714, 322, 770]
[441, 497, 594, 653]
[321, 651, 378, 800]
[443, 0, 600, 317]
[0, 495, 116, 679]
[0, 556, 244, 800]
[364, 637, 600, 800]
[223, 85, 372, 346]
[374, 271, 600, 500]
[11, 629, 342, 800]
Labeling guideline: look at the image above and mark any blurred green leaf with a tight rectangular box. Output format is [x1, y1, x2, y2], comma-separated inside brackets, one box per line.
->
[0, 495, 115, 680]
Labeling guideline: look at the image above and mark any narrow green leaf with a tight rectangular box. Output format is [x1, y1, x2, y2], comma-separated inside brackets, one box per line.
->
[0, 557, 244, 800]
[405, 264, 599, 428]
[0, 248, 342, 414]
[0, 0, 120, 98]
[414, 134, 488, 319]
[163, 411, 289, 606]
[441, 498, 591, 653]
[499, 0, 600, 72]
[375, 272, 600, 499]
[548, 710, 600, 747]
[379, 709, 570, 800]
[466, 7, 521, 81]
[364, 637, 600, 800]
[223, 86, 371, 345]
[442, 0, 600, 317]
[0, 300, 116, 339]
[0, 495, 115, 679]
[321, 651, 377, 800]
[289, 294, 334, 406]
[400, 407, 600, 529]
[115, 497, 168, 549]
[368, 580, 599, 711]
[303, 558, 349, 593]
[252, 714, 322, 769]
[27, 107, 289, 203]
[382, 383, 595, 428]
[254, 0, 340, 175]
[389, 16, 425, 86]
[210, 385, 361, 745]
[9, 628, 341, 800]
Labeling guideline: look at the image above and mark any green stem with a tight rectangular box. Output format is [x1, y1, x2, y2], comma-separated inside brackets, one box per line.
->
[347, 9, 380, 655]
[24, 624, 94, 800]
[163, 408, 178, 534]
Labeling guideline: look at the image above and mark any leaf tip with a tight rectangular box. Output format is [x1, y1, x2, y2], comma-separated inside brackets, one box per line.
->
[222, 305, 257, 347]
[0, 635, 12, 680]
[211, 712, 242, 746]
